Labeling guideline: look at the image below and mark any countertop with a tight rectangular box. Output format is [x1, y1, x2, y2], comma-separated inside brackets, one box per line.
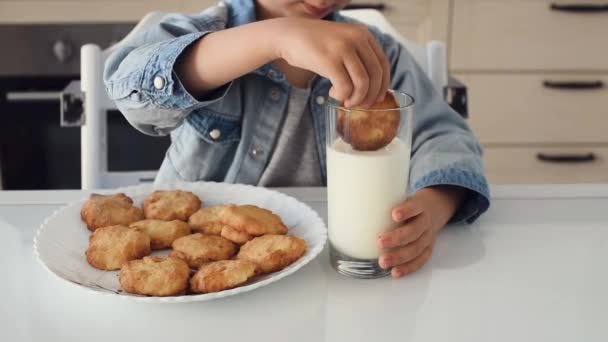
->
[1, 184, 607, 341]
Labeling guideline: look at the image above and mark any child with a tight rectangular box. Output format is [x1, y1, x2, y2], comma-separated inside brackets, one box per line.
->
[104, 0, 490, 278]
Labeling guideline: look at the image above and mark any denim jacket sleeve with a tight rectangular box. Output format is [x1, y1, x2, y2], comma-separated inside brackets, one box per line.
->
[103, 6, 230, 136]
[376, 32, 490, 223]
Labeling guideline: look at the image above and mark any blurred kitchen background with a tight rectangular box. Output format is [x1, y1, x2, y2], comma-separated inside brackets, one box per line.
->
[0, 0, 607, 190]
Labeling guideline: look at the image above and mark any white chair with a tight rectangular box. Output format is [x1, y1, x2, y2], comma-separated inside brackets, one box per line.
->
[74, 9, 448, 189]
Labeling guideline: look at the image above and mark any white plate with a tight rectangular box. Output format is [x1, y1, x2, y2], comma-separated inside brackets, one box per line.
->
[34, 182, 327, 303]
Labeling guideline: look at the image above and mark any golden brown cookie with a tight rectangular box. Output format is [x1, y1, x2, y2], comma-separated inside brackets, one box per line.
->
[219, 205, 288, 237]
[129, 219, 191, 250]
[190, 260, 258, 294]
[80, 193, 144, 231]
[169, 233, 237, 269]
[119, 256, 190, 296]
[236, 235, 307, 273]
[85, 225, 151, 270]
[220, 225, 252, 245]
[337, 91, 400, 151]
[188, 206, 230, 235]
[143, 190, 202, 221]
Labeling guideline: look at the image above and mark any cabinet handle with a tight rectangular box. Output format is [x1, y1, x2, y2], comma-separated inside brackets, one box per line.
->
[543, 80, 604, 89]
[344, 3, 386, 11]
[537, 152, 596, 163]
[550, 3, 608, 13]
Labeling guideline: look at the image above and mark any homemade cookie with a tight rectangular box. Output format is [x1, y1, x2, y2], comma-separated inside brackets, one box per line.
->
[80, 193, 144, 231]
[170, 233, 237, 269]
[237, 235, 307, 273]
[337, 91, 400, 151]
[85, 225, 151, 270]
[120, 256, 190, 296]
[190, 260, 258, 294]
[220, 225, 252, 245]
[188, 206, 230, 236]
[129, 219, 191, 250]
[219, 205, 288, 237]
[143, 190, 202, 221]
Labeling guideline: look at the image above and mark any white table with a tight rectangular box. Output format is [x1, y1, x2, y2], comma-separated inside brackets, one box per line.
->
[1, 185, 607, 342]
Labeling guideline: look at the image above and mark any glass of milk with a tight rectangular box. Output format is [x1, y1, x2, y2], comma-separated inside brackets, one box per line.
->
[326, 90, 414, 278]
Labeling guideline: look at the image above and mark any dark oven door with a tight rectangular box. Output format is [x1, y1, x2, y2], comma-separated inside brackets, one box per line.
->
[0, 77, 170, 190]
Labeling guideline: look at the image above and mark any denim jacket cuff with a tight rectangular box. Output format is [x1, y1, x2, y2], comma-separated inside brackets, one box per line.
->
[411, 168, 491, 224]
[142, 31, 231, 110]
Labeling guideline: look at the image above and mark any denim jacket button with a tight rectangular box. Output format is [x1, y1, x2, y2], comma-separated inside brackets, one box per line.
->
[209, 129, 221, 140]
[251, 148, 262, 158]
[153, 76, 165, 90]
[270, 88, 280, 101]
[315, 96, 325, 105]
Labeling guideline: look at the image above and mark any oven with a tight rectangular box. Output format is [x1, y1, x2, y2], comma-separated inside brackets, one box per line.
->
[0, 24, 170, 190]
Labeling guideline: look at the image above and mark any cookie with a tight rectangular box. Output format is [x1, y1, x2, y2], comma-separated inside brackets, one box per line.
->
[80, 193, 144, 231]
[190, 260, 257, 294]
[337, 91, 400, 151]
[219, 205, 288, 237]
[188, 206, 230, 236]
[236, 235, 307, 273]
[169, 233, 237, 269]
[85, 225, 151, 270]
[129, 219, 191, 250]
[143, 190, 202, 221]
[120, 256, 190, 296]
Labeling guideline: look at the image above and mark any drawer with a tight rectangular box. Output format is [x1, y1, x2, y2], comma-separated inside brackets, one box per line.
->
[451, 0, 608, 71]
[485, 146, 608, 184]
[455, 73, 608, 144]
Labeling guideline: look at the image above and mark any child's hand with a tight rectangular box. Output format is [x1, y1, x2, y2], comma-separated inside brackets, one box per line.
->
[376, 186, 466, 278]
[275, 17, 390, 108]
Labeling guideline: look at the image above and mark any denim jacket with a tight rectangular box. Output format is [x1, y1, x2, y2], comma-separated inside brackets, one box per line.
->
[104, 0, 490, 222]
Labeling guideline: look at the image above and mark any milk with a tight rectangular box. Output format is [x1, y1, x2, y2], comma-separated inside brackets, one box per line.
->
[327, 138, 410, 260]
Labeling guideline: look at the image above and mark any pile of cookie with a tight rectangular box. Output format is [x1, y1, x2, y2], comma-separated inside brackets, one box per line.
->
[80, 190, 307, 297]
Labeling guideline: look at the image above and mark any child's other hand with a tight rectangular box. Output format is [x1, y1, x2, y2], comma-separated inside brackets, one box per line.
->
[376, 186, 466, 278]
[275, 18, 390, 108]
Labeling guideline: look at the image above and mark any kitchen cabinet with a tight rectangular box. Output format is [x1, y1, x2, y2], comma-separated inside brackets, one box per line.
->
[451, 0, 608, 184]
[0, 0, 450, 46]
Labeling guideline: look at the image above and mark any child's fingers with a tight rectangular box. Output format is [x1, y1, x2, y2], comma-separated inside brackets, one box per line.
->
[379, 229, 433, 269]
[343, 52, 369, 108]
[356, 43, 383, 108]
[377, 214, 428, 249]
[391, 199, 423, 222]
[327, 62, 354, 102]
[368, 37, 390, 101]
[391, 245, 433, 278]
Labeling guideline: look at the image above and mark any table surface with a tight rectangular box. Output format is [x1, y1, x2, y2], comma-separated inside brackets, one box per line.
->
[1, 184, 607, 342]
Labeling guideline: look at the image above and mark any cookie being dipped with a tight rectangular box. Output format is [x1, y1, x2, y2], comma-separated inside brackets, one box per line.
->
[80, 193, 143, 231]
[336, 91, 401, 151]
[120, 256, 190, 296]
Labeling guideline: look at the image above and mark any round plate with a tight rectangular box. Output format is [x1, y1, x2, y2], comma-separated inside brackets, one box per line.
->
[34, 182, 327, 303]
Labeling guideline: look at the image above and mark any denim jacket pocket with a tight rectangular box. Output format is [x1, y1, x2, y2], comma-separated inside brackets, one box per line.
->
[167, 108, 241, 182]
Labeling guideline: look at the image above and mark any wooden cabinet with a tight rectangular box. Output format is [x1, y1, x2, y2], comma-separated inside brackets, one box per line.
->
[0, 0, 450, 46]
[451, 0, 608, 71]
[484, 146, 608, 184]
[450, 0, 608, 184]
[456, 73, 608, 145]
